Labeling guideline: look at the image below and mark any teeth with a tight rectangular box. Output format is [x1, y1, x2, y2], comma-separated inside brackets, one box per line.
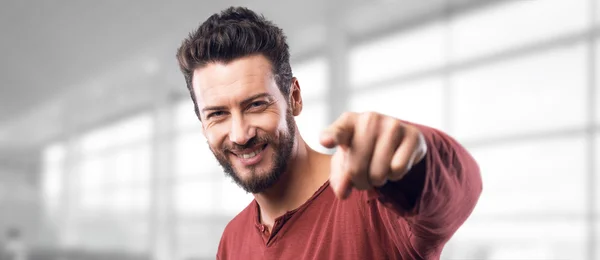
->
[241, 151, 258, 159]
[239, 145, 265, 159]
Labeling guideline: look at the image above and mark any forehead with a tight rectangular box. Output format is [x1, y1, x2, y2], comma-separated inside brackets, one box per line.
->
[192, 55, 279, 106]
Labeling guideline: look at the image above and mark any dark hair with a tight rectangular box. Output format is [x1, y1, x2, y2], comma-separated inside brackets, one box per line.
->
[176, 6, 293, 120]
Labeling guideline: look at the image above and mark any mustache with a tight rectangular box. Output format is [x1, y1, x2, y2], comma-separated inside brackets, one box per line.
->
[222, 135, 274, 152]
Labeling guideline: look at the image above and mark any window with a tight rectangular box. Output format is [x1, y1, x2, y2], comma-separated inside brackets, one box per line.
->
[77, 143, 152, 212]
[42, 142, 66, 211]
[219, 178, 253, 214]
[174, 131, 219, 180]
[467, 136, 588, 217]
[175, 180, 218, 214]
[175, 98, 201, 131]
[80, 114, 153, 154]
[177, 223, 220, 259]
[595, 42, 600, 124]
[451, 43, 587, 141]
[67, 113, 153, 251]
[596, 134, 600, 213]
[349, 77, 445, 132]
[446, 220, 587, 259]
[449, 0, 588, 62]
[295, 101, 329, 153]
[293, 57, 330, 152]
[293, 57, 329, 100]
[349, 22, 445, 87]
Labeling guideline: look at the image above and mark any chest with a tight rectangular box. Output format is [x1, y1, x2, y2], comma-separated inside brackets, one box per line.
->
[230, 199, 405, 260]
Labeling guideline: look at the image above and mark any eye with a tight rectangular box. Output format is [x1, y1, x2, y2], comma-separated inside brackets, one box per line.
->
[248, 101, 268, 109]
[207, 111, 227, 119]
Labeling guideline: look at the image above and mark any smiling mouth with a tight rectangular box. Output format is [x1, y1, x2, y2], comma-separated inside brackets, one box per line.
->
[233, 144, 268, 159]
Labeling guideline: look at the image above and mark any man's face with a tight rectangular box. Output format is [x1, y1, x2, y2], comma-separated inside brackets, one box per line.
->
[192, 55, 296, 194]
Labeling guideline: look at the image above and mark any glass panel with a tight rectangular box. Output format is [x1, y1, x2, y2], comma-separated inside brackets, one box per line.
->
[113, 148, 135, 185]
[43, 142, 66, 163]
[295, 101, 329, 153]
[445, 219, 587, 259]
[80, 113, 153, 154]
[174, 132, 221, 179]
[218, 178, 254, 215]
[596, 134, 600, 215]
[110, 144, 152, 186]
[131, 143, 152, 183]
[349, 77, 445, 131]
[79, 187, 106, 211]
[350, 22, 445, 87]
[74, 216, 149, 252]
[79, 157, 105, 191]
[175, 98, 201, 131]
[175, 180, 217, 214]
[451, 43, 587, 141]
[177, 223, 220, 259]
[110, 188, 132, 211]
[595, 42, 600, 124]
[597, 220, 600, 255]
[43, 162, 63, 200]
[450, 0, 588, 62]
[292, 57, 329, 100]
[468, 135, 587, 217]
[42, 143, 66, 206]
[131, 185, 150, 212]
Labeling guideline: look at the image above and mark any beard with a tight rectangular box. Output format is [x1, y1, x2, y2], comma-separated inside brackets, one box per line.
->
[208, 110, 296, 194]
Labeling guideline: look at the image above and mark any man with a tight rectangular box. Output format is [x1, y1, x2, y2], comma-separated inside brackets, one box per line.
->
[176, 6, 482, 260]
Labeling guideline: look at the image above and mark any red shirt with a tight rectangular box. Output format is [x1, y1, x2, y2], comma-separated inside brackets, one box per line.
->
[216, 124, 482, 260]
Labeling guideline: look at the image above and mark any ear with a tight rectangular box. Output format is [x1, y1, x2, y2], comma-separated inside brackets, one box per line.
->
[289, 77, 303, 116]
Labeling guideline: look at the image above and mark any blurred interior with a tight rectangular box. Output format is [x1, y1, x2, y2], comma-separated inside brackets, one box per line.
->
[0, 0, 598, 259]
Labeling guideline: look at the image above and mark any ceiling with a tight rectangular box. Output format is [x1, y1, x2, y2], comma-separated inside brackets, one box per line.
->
[0, 0, 487, 131]
[0, 0, 343, 122]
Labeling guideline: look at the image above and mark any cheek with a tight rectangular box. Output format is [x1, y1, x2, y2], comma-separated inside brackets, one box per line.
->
[249, 112, 285, 134]
[204, 124, 229, 148]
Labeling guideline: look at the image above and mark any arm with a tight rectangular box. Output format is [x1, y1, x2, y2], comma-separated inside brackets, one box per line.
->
[320, 112, 483, 258]
[367, 123, 482, 257]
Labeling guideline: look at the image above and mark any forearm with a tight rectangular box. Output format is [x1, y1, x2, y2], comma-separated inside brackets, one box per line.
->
[369, 123, 483, 248]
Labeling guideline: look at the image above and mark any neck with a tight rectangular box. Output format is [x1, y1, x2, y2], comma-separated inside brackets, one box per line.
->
[254, 135, 330, 229]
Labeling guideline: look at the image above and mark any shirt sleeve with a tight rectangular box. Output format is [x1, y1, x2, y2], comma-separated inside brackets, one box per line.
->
[365, 122, 483, 258]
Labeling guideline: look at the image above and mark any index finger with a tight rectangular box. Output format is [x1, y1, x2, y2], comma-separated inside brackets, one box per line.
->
[319, 112, 358, 149]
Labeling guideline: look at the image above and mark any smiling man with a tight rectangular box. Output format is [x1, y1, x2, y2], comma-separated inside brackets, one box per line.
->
[176, 6, 482, 260]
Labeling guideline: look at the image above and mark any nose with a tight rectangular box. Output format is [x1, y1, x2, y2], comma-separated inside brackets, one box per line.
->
[229, 114, 256, 145]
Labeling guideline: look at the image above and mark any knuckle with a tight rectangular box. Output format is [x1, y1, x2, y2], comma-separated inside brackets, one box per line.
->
[341, 111, 355, 121]
[359, 112, 382, 132]
[389, 118, 404, 130]
[369, 167, 388, 187]
[391, 160, 409, 177]
[362, 111, 379, 122]
[405, 124, 419, 137]
[384, 118, 402, 133]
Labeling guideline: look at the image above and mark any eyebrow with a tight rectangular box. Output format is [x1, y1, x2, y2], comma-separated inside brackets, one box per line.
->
[201, 92, 273, 114]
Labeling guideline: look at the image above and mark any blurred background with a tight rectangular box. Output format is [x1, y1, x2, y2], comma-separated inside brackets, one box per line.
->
[0, 0, 596, 259]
